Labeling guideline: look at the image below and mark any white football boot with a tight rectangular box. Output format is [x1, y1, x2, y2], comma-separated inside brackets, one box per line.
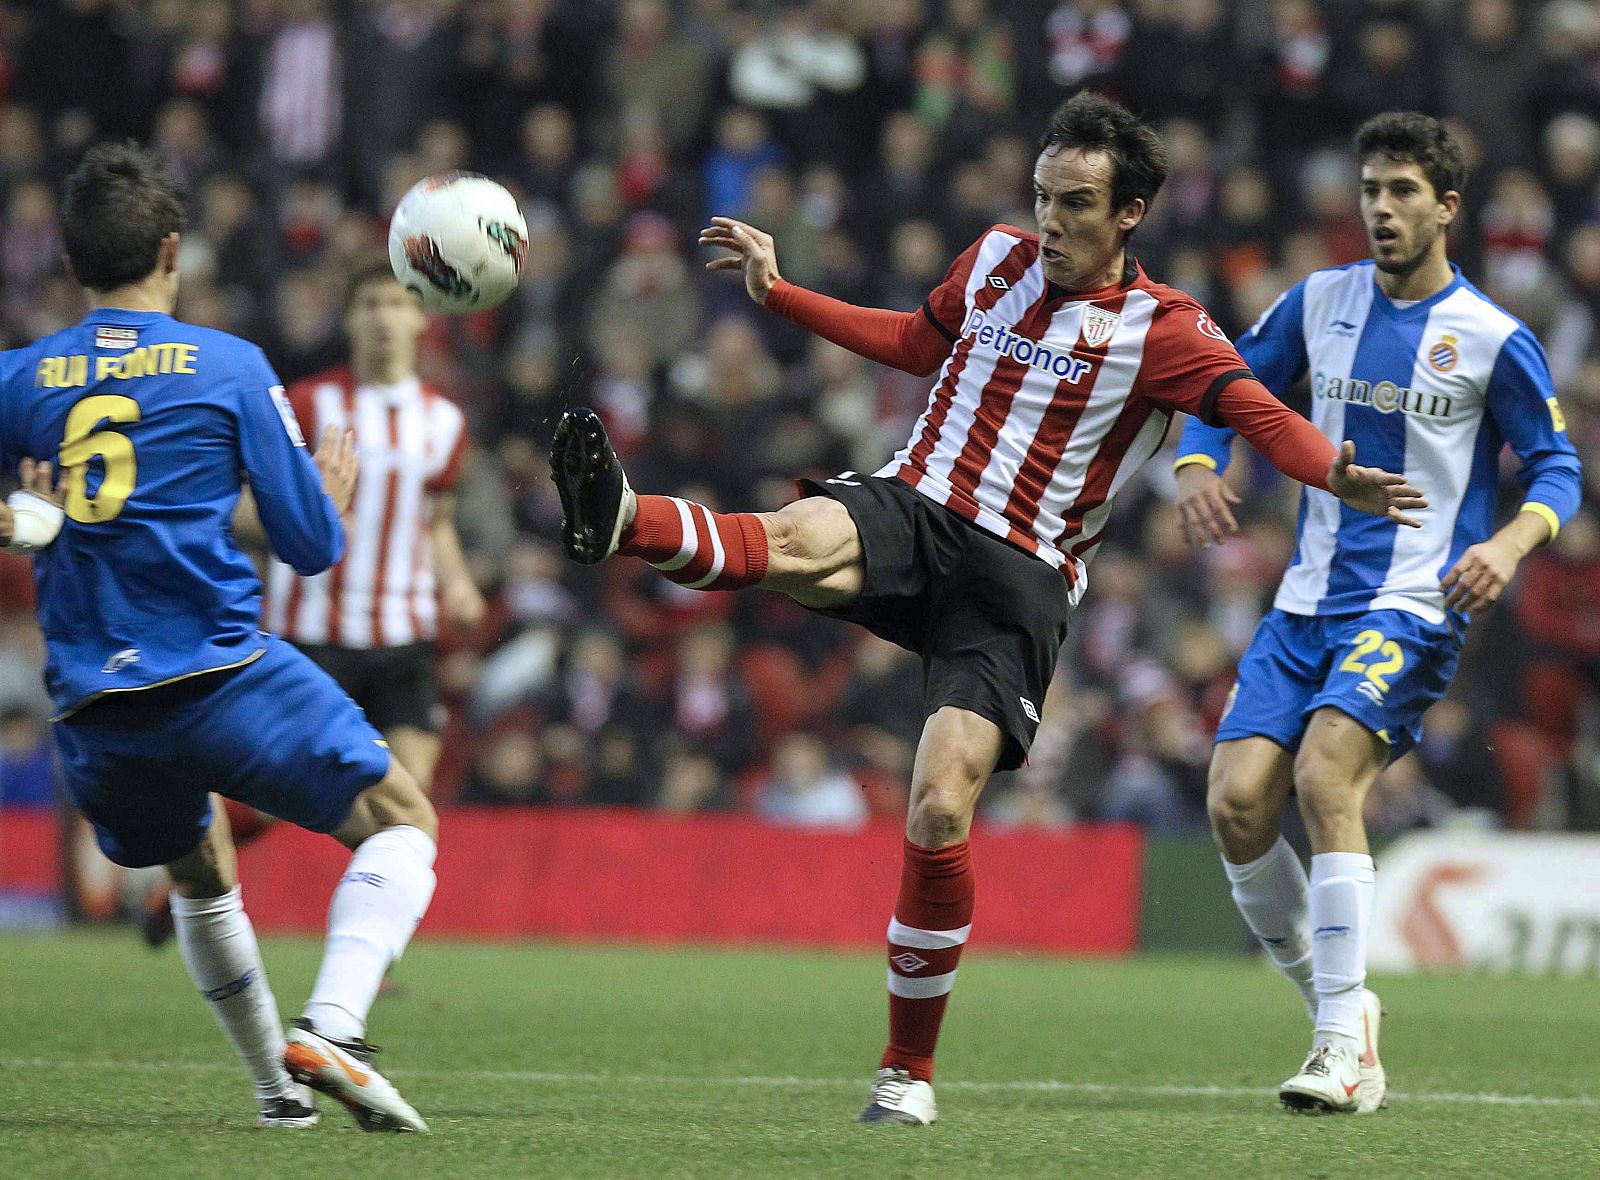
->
[283, 1020, 429, 1132]
[1279, 1041, 1363, 1114]
[858, 1066, 938, 1125]
[1355, 988, 1388, 1113]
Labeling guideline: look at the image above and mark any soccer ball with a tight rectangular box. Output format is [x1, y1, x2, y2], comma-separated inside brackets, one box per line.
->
[388, 173, 528, 313]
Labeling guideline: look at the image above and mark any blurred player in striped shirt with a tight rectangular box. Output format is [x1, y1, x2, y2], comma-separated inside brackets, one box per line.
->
[263, 261, 484, 792]
[552, 92, 1427, 1126]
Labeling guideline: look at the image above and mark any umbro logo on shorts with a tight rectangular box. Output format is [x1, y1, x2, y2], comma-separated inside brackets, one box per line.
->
[1019, 696, 1040, 723]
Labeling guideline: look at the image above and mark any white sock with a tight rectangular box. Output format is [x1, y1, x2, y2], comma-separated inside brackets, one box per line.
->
[1309, 851, 1375, 1055]
[171, 886, 293, 1103]
[1222, 837, 1317, 1020]
[303, 825, 437, 1042]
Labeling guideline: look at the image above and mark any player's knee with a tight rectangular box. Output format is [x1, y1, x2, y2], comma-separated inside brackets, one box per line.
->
[1207, 780, 1268, 852]
[166, 848, 235, 898]
[338, 765, 438, 847]
[908, 766, 984, 847]
[907, 789, 971, 847]
[765, 497, 850, 575]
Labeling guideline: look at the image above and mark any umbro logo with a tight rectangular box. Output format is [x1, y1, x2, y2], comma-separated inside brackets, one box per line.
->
[1019, 696, 1040, 723]
[986, 275, 1010, 290]
[890, 952, 930, 973]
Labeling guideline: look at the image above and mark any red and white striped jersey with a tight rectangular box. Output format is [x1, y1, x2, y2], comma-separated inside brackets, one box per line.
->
[263, 366, 468, 648]
[881, 224, 1252, 601]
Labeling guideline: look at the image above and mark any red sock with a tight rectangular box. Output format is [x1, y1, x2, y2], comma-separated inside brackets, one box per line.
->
[882, 838, 974, 1082]
[618, 494, 769, 590]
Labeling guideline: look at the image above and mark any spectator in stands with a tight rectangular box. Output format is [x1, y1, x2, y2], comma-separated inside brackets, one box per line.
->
[606, 0, 712, 153]
[586, 211, 701, 371]
[753, 732, 869, 829]
[1442, 0, 1540, 170]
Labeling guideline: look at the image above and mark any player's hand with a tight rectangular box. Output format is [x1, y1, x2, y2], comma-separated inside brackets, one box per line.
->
[1327, 441, 1427, 527]
[1174, 463, 1241, 548]
[1441, 537, 1520, 615]
[314, 426, 358, 516]
[697, 216, 781, 305]
[441, 575, 487, 629]
[18, 458, 64, 505]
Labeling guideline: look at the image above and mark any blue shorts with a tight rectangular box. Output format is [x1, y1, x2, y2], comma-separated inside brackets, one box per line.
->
[55, 635, 391, 867]
[1216, 609, 1460, 762]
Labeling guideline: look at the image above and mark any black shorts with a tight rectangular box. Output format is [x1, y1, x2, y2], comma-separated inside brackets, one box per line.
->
[800, 474, 1071, 771]
[292, 642, 440, 734]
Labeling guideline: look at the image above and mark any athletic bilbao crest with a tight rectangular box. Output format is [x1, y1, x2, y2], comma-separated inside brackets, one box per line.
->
[1081, 305, 1121, 349]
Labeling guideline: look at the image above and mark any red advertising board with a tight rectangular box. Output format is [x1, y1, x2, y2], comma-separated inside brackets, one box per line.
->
[2, 809, 1144, 954]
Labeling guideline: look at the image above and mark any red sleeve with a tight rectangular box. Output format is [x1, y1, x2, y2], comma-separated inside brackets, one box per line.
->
[761, 228, 995, 377]
[764, 280, 952, 377]
[1136, 298, 1333, 490]
[1215, 378, 1335, 491]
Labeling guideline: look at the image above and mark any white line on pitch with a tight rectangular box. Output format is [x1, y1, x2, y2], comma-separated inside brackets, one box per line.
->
[1, 1057, 1594, 1109]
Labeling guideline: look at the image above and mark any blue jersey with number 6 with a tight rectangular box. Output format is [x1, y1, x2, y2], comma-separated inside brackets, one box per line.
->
[0, 308, 343, 715]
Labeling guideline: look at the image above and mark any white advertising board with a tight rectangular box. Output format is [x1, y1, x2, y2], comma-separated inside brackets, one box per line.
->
[1369, 832, 1600, 976]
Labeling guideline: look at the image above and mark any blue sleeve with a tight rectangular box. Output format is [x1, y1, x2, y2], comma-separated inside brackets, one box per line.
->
[1488, 326, 1583, 535]
[1175, 282, 1309, 475]
[235, 348, 344, 574]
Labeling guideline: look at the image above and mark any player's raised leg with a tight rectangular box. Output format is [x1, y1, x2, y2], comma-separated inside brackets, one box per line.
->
[550, 407, 864, 607]
[861, 707, 1001, 1126]
[164, 805, 319, 1129]
[286, 761, 438, 1133]
[1206, 738, 1318, 1019]
[1278, 707, 1386, 1114]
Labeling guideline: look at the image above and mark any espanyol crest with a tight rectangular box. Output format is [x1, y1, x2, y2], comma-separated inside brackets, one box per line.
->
[1081, 305, 1121, 348]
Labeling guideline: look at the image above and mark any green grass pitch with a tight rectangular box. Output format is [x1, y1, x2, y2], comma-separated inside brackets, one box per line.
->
[0, 932, 1594, 1178]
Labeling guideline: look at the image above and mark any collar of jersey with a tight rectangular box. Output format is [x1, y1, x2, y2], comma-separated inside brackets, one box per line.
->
[1367, 262, 1463, 320]
[81, 308, 173, 325]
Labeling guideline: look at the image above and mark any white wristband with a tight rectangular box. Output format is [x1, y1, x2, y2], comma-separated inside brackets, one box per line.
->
[5, 491, 65, 554]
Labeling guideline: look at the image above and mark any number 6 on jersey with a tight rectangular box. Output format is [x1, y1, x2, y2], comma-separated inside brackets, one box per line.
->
[59, 394, 141, 523]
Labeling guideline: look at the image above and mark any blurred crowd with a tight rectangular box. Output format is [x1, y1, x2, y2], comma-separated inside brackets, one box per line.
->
[3, 0, 1600, 836]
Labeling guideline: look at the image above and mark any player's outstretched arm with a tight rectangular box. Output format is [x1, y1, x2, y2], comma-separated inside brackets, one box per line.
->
[698, 216, 952, 376]
[1, 459, 65, 554]
[1327, 441, 1428, 528]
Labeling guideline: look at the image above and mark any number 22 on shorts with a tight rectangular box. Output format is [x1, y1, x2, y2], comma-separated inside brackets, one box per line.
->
[1339, 628, 1405, 692]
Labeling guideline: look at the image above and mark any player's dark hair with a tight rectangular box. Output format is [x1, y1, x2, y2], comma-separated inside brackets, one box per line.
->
[343, 259, 407, 311]
[1039, 91, 1170, 218]
[1354, 112, 1466, 201]
[60, 141, 187, 292]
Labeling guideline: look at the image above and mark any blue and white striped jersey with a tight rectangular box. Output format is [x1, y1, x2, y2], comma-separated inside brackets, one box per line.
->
[1176, 261, 1581, 625]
